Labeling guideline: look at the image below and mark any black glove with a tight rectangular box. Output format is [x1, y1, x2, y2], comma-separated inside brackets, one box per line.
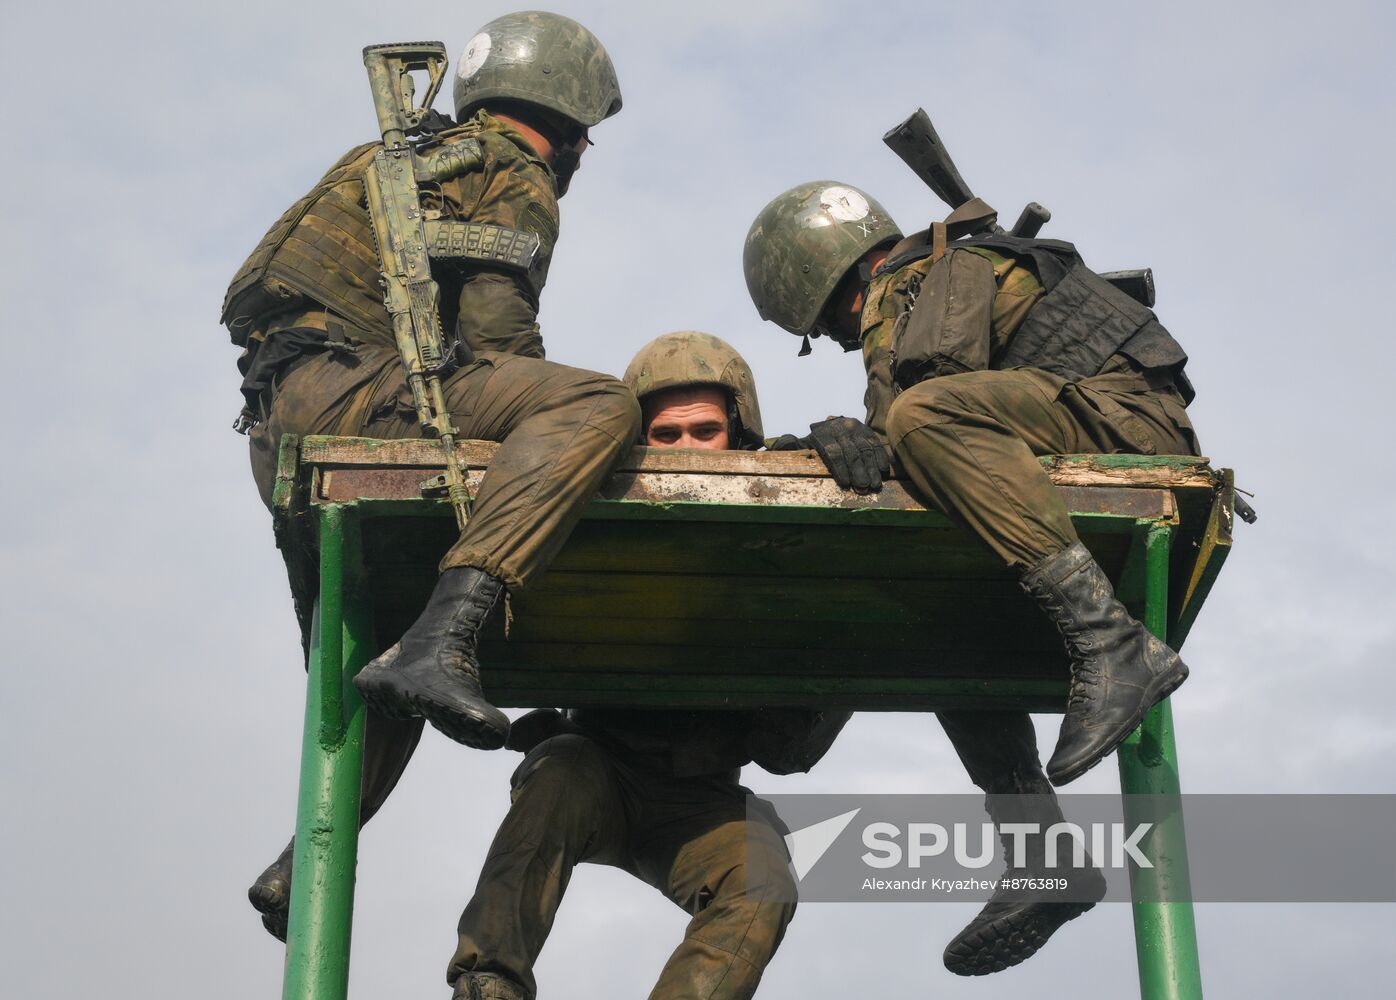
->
[802, 416, 889, 493]
[764, 433, 806, 452]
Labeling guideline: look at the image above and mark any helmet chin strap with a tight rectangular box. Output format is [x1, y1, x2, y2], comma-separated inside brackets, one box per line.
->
[728, 400, 745, 445]
[551, 145, 581, 197]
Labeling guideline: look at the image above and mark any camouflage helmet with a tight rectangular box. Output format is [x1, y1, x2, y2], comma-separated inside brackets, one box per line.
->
[624, 332, 764, 449]
[453, 11, 623, 129]
[743, 180, 902, 342]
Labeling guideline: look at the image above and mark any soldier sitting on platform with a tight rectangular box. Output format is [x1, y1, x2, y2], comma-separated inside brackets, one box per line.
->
[448, 332, 849, 1000]
[745, 180, 1197, 972]
[230, 12, 636, 941]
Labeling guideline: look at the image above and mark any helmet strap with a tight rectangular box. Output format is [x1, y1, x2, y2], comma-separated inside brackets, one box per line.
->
[551, 145, 581, 198]
[728, 400, 745, 445]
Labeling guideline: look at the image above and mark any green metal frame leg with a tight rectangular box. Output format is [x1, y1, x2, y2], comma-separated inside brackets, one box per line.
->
[283, 506, 373, 1000]
[1117, 523, 1203, 999]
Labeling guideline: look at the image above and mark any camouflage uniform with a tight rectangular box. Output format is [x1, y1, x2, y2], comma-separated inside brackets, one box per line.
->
[248, 346, 637, 581]
[742, 182, 1191, 972]
[235, 14, 631, 938]
[848, 231, 1200, 787]
[449, 334, 843, 1000]
[860, 245, 1199, 569]
[230, 105, 638, 617]
[451, 724, 796, 1000]
[238, 110, 589, 516]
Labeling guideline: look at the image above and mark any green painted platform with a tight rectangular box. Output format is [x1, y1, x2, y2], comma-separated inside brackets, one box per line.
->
[272, 434, 1235, 1000]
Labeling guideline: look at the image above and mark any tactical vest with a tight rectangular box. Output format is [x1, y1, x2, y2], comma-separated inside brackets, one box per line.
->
[221, 121, 530, 350]
[221, 141, 390, 347]
[882, 234, 1193, 403]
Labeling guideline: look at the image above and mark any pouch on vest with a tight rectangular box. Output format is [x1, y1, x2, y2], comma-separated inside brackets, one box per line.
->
[890, 249, 997, 391]
[880, 232, 1193, 404]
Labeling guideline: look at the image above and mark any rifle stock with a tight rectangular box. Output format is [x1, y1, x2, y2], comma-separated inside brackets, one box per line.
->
[883, 108, 976, 210]
[884, 107, 1048, 241]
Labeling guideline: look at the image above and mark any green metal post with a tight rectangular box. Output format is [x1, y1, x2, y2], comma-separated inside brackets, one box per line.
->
[1117, 523, 1203, 1000]
[283, 506, 372, 1000]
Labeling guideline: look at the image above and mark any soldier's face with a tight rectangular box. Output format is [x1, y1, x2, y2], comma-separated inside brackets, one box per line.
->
[642, 386, 732, 450]
[823, 247, 891, 347]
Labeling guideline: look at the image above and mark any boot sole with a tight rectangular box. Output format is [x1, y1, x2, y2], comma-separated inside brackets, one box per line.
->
[421, 698, 509, 750]
[1048, 662, 1189, 786]
[944, 898, 1098, 976]
[354, 667, 419, 722]
[356, 670, 507, 750]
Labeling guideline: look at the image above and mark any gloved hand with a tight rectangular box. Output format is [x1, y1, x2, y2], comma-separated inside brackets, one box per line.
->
[802, 416, 889, 493]
[764, 433, 806, 452]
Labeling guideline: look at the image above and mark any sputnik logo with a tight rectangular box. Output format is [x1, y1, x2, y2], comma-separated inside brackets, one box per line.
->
[783, 808, 861, 880]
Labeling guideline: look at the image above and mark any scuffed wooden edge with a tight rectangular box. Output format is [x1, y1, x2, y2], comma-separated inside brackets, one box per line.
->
[300, 435, 1218, 488]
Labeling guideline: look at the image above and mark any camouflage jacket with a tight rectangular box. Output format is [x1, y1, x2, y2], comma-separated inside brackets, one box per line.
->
[223, 110, 561, 365]
[858, 246, 1044, 437]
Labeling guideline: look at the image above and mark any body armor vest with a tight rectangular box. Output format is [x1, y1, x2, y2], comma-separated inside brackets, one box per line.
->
[221, 122, 527, 350]
[221, 141, 389, 346]
[882, 234, 1193, 403]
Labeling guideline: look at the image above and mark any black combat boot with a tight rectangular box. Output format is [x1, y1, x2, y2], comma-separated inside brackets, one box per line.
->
[247, 839, 294, 942]
[938, 711, 1105, 975]
[1020, 542, 1189, 785]
[354, 566, 510, 749]
[943, 792, 1107, 975]
[452, 972, 529, 1000]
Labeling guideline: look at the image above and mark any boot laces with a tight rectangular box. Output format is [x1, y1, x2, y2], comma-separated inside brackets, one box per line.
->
[1066, 660, 1103, 710]
[1039, 584, 1100, 659]
[445, 579, 502, 652]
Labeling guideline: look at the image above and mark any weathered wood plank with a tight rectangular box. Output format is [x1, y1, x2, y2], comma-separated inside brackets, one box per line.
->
[300, 435, 1218, 495]
[1171, 469, 1235, 649]
[319, 467, 1177, 522]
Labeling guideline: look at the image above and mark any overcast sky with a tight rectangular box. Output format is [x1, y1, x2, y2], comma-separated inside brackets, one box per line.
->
[3, 1, 1394, 997]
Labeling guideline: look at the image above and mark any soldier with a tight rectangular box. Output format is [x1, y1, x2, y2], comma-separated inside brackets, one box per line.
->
[226, 12, 636, 940]
[743, 180, 1202, 971]
[448, 332, 848, 1000]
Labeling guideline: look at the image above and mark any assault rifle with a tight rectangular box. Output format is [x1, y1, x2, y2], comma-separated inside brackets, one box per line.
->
[883, 107, 1158, 308]
[883, 107, 1051, 239]
[361, 41, 479, 529]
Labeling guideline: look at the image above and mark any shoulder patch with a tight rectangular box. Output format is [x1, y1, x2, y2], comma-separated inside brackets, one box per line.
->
[523, 202, 559, 249]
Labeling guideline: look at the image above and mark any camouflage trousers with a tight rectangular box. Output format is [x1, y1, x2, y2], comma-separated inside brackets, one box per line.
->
[250, 343, 640, 583]
[884, 363, 1199, 570]
[450, 733, 797, 999]
[248, 343, 639, 839]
